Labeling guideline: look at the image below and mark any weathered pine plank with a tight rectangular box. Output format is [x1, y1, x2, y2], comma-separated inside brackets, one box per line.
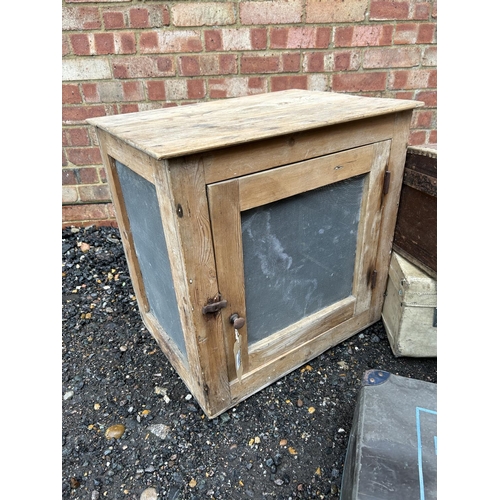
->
[88, 90, 422, 161]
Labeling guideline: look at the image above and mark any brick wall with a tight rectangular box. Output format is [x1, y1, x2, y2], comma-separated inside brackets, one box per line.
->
[62, 0, 437, 227]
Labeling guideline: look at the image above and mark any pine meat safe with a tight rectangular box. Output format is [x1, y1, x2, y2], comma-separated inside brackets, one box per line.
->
[88, 90, 422, 418]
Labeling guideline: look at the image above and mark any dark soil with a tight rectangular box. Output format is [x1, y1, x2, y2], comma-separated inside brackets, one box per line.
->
[62, 225, 437, 500]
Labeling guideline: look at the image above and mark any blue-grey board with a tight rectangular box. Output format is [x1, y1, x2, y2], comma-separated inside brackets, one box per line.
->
[115, 161, 186, 357]
[241, 176, 365, 345]
[340, 370, 437, 500]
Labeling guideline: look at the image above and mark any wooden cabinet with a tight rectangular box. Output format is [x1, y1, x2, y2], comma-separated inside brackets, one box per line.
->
[88, 90, 421, 418]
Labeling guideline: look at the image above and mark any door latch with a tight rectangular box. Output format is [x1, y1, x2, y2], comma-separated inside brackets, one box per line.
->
[202, 296, 227, 315]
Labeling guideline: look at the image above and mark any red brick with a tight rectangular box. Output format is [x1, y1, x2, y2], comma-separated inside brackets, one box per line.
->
[65, 127, 90, 147]
[63, 105, 106, 124]
[162, 6, 170, 25]
[363, 47, 420, 68]
[408, 130, 426, 146]
[271, 27, 331, 49]
[422, 46, 437, 67]
[394, 23, 418, 44]
[334, 27, 353, 47]
[306, 0, 369, 22]
[241, 55, 280, 74]
[271, 75, 308, 92]
[179, 56, 201, 76]
[412, 109, 433, 128]
[62, 7, 101, 31]
[187, 80, 206, 99]
[62, 35, 71, 56]
[251, 28, 267, 50]
[70, 34, 91, 55]
[389, 69, 435, 89]
[394, 91, 414, 100]
[99, 168, 107, 182]
[140, 31, 159, 52]
[140, 30, 202, 53]
[249, 77, 266, 90]
[62, 187, 79, 204]
[147, 80, 166, 100]
[208, 77, 266, 99]
[79, 185, 111, 202]
[333, 72, 387, 92]
[240, 0, 302, 24]
[270, 28, 287, 48]
[62, 204, 112, 224]
[113, 57, 175, 78]
[335, 25, 393, 47]
[156, 57, 174, 73]
[306, 52, 325, 72]
[116, 33, 136, 54]
[317, 28, 333, 48]
[417, 23, 435, 43]
[62, 169, 77, 185]
[415, 90, 437, 107]
[217, 54, 238, 74]
[335, 52, 351, 71]
[282, 53, 301, 72]
[63, 84, 82, 105]
[103, 11, 125, 29]
[370, 1, 410, 20]
[428, 69, 437, 87]
[120, 104, 140, 114]
[413, 3, 431, 20]
[205, 30, 223, 51]
[130, 7, 150, 28]
[82, 83, 99, 103]
[172, 2, 236, 26]
[428, 129, 437, 144]
[94, 33, 114, 55]
[122, 81, 144, 101]
[66, 147, 103, 166]
[78, 167, 100, 184]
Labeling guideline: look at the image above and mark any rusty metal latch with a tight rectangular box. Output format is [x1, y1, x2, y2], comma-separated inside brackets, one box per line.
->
[202, 297, 227, 315]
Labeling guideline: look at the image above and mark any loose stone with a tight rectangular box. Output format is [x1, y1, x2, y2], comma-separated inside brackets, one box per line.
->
[140, 487, 158, 500]
[105, 424, 125, 439]
[147, 423, 170, 440]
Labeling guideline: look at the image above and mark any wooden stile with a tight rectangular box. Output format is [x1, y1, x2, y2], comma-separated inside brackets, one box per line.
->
[88, 90, 422, 418]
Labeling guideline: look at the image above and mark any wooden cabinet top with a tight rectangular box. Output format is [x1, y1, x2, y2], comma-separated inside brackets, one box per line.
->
[88, 89, 422, 161]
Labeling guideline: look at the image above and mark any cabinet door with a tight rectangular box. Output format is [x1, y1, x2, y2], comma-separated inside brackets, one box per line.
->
[207, 141, 391, 396]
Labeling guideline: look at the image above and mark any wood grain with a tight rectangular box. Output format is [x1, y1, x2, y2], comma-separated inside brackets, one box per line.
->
[238, 144, 375, 211]
[88, 90, 422, 161]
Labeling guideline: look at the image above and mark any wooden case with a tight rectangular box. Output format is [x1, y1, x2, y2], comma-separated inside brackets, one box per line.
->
[393, 145, 437, 278]
[88, 90, 421, 418]
[382, 251, 437, 358]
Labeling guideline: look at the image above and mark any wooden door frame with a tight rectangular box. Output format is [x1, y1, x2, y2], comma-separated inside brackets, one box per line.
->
[207, 140, 392, 396]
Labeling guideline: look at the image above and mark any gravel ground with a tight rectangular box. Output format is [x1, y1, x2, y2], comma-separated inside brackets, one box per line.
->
[62, 225, 437, 500]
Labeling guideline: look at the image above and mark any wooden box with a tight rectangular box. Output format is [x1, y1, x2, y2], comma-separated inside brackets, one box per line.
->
[382, 251, 437, 357]
[88, 90, 421, 418]
[393, 145, 437, 278]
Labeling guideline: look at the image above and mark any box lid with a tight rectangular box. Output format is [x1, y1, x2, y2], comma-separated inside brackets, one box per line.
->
[87, 89, 422, 160]
[388, 251, 437, 307]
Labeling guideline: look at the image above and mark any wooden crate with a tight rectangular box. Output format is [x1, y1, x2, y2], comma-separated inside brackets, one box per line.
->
[382, 251, 437, 358]
[88, 90, 421, 418]
[393, 145, 437, 278]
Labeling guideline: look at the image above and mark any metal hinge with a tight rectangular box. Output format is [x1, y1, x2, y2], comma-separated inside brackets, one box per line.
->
[202, 295, 227, 315]
[383, 171, 391, 195]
